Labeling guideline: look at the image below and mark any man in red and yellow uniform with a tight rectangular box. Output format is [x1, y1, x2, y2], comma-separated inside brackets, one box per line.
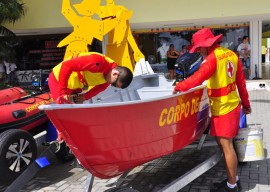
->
[49, 52, 133, 104]
[173, 28, 251, 192]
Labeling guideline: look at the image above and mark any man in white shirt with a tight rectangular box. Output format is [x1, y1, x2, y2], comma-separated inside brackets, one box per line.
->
[237, 36, 251, 79]
[4, 60, 17, 86]
[157, 39, 169, 64]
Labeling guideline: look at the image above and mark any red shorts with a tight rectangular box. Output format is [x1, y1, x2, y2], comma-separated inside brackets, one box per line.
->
[210, 104, 241, 138]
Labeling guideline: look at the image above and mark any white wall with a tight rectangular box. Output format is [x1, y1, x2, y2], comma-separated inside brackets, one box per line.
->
[5, 0, 270, 32]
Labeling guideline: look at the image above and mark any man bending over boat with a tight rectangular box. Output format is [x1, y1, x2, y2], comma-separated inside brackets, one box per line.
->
[173, 28, 251, 192]
[48, 52, 133, 104]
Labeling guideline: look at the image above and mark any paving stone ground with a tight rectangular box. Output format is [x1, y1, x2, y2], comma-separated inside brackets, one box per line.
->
[0, 80, 270, 192]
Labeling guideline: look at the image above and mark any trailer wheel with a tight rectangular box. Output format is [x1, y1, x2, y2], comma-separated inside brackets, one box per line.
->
[54, 141, 75, 162]
[0, 129, 37, 182]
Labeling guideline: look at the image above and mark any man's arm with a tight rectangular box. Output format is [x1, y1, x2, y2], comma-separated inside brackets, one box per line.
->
[237, 44, 243, 57]
[66, 81, 110, 103]
[247, 44, 251, 56]
[83, 83, 110, 100]
[235, 58, 251, 111]
[174, 54, 216, 92]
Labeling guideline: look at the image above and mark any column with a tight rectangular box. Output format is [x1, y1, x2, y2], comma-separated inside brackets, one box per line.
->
[250, 20, 262, 78]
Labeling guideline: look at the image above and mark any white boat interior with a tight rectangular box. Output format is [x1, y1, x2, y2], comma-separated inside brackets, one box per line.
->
[87, 73, 177, 104]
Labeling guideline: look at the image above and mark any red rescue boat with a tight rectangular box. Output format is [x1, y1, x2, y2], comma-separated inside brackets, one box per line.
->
[0, 87, 27, 105]
[40, 74, 210, 179]
[0, 90, 53, 131]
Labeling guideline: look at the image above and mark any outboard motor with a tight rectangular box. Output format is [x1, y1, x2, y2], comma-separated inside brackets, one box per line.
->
[174, 52, 203, 84]
[31, 70, 50, 92]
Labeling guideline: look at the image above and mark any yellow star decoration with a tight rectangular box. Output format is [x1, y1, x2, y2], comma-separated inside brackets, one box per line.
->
[58, 0, 145, 71]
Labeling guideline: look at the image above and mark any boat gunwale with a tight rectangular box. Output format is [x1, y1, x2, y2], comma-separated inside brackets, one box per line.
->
[39, 84, 207, 110]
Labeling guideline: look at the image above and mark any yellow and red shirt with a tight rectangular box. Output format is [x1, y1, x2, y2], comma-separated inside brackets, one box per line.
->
[174, 46, 250, 116]
[52, 52, 117, 100]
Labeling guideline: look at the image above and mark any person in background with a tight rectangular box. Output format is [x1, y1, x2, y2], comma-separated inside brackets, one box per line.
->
[4, 59, 17, 86]
[166, 44, 180, 79]
[0, 60, 5, 83]
[237, 36, 251, 79]
[179, 45, 188, 56]
[173, 28, 251, 192]
[48, 52, 133, 104]
[234, 37, 242, 55]
[157, 38, 170, 64]
[262, 45, 267, 63]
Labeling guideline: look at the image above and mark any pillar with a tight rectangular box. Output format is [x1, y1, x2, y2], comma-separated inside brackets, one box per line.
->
[250, 20, 262, 78]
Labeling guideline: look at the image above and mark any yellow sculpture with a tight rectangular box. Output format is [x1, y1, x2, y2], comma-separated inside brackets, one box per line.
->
[58, 0, 145, 72]
[97, 0, 144, 71]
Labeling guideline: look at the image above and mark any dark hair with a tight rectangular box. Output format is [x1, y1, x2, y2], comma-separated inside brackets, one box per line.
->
[170, 44, 174, 48]
[182, 45, 187, 49]
[116, 66, 133, 89]
[243, 36, 248, 40]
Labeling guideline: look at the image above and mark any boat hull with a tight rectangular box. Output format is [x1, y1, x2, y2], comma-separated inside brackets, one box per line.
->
[43, 84, 210, 179]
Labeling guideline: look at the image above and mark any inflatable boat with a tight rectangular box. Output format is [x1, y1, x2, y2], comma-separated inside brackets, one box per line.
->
[0, 87, 27, 105]
[39, 74, 210, 179]
[0, 90, 53, 132]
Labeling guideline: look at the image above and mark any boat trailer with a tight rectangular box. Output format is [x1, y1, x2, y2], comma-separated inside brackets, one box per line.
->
[5, 133, 221, 192]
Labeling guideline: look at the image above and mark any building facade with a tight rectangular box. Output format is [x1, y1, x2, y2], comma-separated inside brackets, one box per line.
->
[5, 0, 270, 78]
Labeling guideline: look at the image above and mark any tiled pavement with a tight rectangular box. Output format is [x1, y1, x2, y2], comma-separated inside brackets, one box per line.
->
[0, 80, 270, 192]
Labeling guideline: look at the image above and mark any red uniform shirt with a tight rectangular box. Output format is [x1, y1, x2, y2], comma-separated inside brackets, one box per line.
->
[174, 45, 250, 112]
[49, 52, 117, 100]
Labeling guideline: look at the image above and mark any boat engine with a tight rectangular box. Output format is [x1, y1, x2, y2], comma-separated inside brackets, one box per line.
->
[174, 52, 203, 85]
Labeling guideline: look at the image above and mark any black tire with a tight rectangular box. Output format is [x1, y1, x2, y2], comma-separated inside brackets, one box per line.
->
[54, 141, 75, 162]
[0, 129, 37, 182]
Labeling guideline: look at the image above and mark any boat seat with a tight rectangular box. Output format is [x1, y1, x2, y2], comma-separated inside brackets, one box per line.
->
[91, 87, 140, 103]
[137, 86, 173, 100]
